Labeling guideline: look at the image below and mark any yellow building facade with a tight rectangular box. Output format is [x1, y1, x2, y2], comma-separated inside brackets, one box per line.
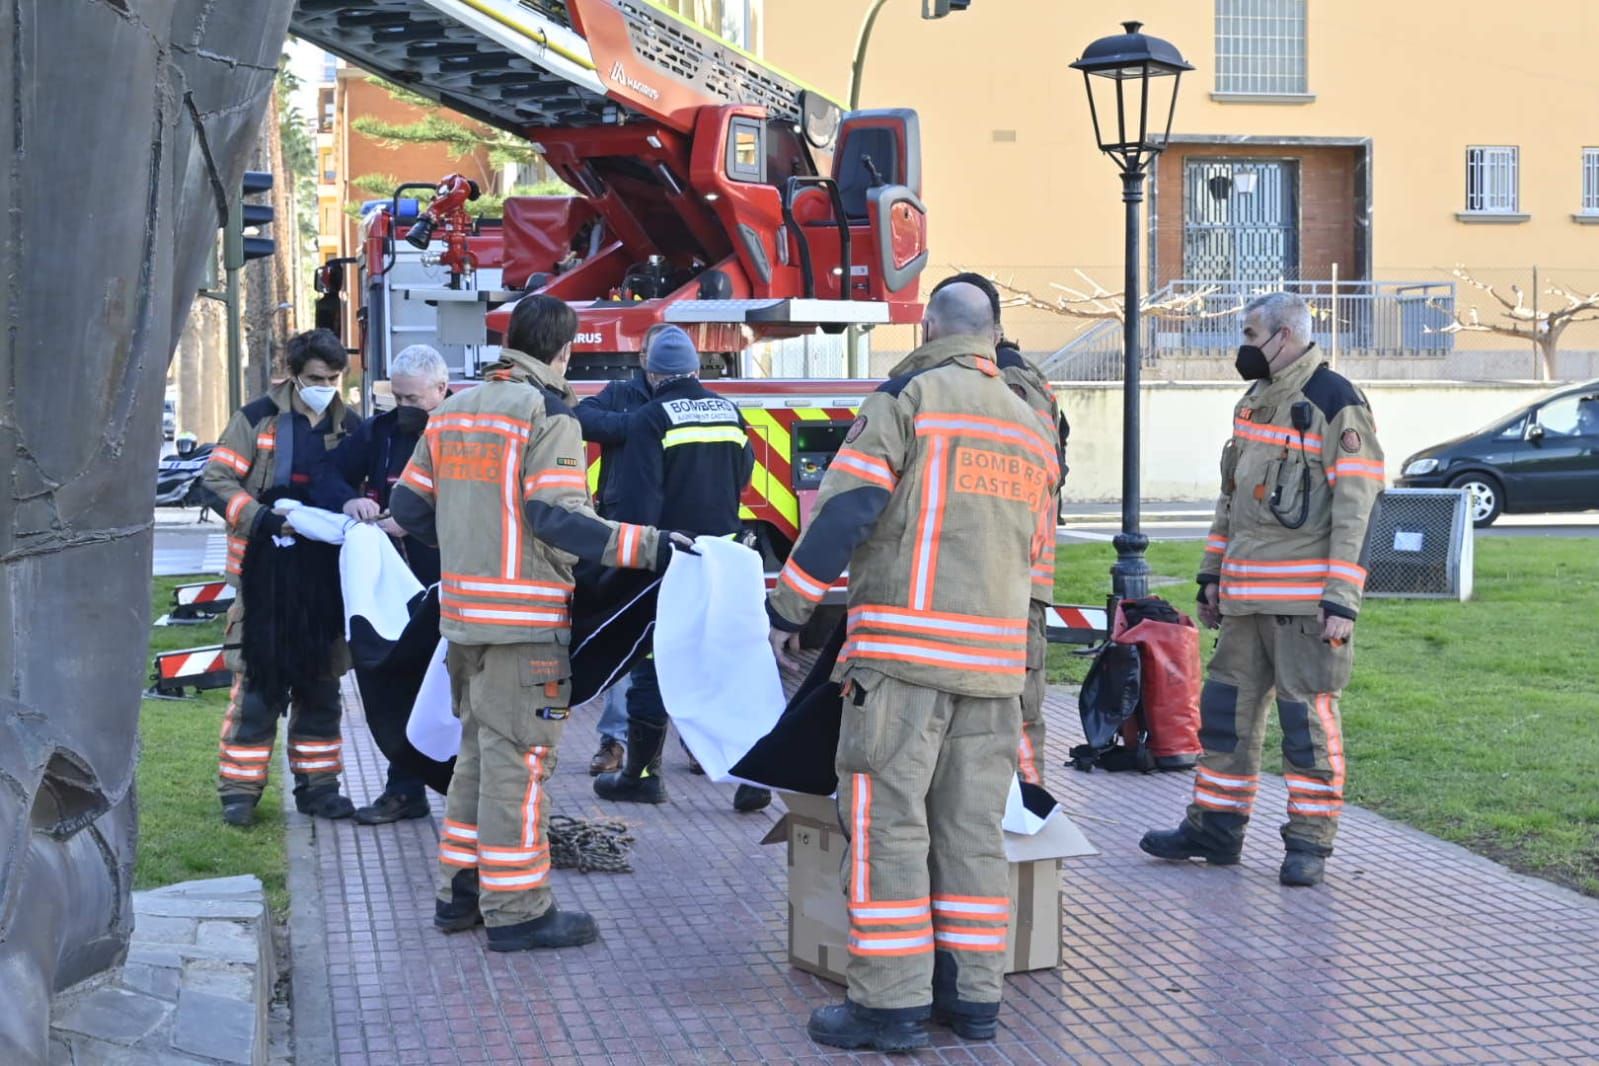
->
[764, 0, 1599, 371]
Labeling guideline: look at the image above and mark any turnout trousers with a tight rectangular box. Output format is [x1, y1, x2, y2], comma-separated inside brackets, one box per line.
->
[1184, 613, 1355, 856]
[835, 667, 1020, 1017]
[1017, 602, 1048, 786]
[436, 643, 571, 928]
[216, 596, 345, 801]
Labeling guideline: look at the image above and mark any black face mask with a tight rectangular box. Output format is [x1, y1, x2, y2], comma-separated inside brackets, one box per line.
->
[1234, 345, 1271, 381]
[394, 404, 429, 435]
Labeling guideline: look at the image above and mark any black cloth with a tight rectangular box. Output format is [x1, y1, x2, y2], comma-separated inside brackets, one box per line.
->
[608, 375, 753, 536]
[349, 586, 455, 795]
[331, 407, 440, 587]
[348, 567, 663, 796]
[729, 619, 847, 794]
[238, 488, 345, 696]
[573, 370, 652, 517]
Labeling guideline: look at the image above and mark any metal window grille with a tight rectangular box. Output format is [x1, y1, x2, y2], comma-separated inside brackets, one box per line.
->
[1215, 0, 1307, 95]
[1583, 148, 1599, 213]
[1465, 146, 1519, 214]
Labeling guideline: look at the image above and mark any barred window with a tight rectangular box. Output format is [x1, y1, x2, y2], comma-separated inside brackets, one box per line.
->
[1465, 146, 1520, 214]
[1583, 148, 1599, 213]
[1215, 0, 1307, 96]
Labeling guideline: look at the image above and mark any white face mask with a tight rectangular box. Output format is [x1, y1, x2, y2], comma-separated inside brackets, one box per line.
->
[297, 378, 338, 416]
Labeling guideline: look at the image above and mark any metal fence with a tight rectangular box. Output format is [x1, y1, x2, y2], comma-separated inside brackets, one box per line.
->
[1040, 278, 1457, 380]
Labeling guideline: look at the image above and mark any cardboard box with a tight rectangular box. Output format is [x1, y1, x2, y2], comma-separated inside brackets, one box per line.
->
[763, 791, 1096, 985]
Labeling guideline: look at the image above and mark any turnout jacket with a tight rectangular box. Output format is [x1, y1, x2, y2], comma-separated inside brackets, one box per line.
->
[610, 375, 755, 536]
[573, 369, 653, 517]
[390, 350, 664, 648]
[997, 342, 1066, 605]
[1199, 347, 1385, 620]
[202, 379, 359, 587]
[767, 335, 1059, 698]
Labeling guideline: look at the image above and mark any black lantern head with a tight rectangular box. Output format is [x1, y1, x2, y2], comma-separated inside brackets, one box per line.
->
[1070, 20, 1192, 173]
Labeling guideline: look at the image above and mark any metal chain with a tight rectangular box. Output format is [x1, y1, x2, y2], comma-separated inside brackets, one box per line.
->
[548, 814, 634, 874]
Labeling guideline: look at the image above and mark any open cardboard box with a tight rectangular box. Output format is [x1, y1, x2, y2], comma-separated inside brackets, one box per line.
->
[762, 790, 1096, 985]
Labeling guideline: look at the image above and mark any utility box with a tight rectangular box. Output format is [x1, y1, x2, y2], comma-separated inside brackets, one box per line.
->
[1361, 488, 1474, 601]
[763, 791, 1096, 984]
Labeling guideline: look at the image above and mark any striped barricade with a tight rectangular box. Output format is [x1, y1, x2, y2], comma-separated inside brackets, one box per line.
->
[150, 645, 232, 697]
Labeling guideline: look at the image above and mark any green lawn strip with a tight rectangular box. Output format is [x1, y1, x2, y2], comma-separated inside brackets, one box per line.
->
[1046, 537, 1599, 896]
[138, 575, 288, 916]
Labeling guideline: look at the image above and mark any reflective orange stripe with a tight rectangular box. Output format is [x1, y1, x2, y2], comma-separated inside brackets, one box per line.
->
[908, 435, 948, 610]
[1205, 536, 1229, 554]
[442, 819, 479, 843]
[1218, 582, 1323, 601]
[1233, 419, 1323, 451]
[442, 574, 572, 603]
[440, 603, 570, 628]
[914, 413, 1057, 467]
[850, 773, 872, 904]
[524, 470, 587, 496]
[930, 894, 1009, 914]
[255, 429, 276, 450]
[1195, 767, 1259, 792]
[847, 928, 934, 957]
[220, 763, 267, 781]
[1018, 732, 1039, 784]
[399, 464, 434, 493]
[932, 928, 1008, 952]
[428, 413, 531, 439]
[520, 746, 549, 849]
[1194, 788, 1254, 812]
[479, 865, 550, 891]
[847, 605, 1026, 644]
[778, 558, 828, 604]
[830, 448, 896, 490]
[209, 446, 250, 475]
[439, 845, 478, 869]
[842, 637, 1025, 674]
[848, 897, 930, 925]
[615, 523, 645, 568]
[224, 492, 252, 526]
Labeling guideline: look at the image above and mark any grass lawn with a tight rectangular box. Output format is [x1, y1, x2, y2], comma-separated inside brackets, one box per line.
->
[1048, 536, 1599, 895]
[139, 575, 289, 916]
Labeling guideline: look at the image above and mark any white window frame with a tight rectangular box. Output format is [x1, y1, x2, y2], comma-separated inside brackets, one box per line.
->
[1214, 0, 1309, 99]
[1464, 146, 1520, 215]
[1582, 148, 1599, 215]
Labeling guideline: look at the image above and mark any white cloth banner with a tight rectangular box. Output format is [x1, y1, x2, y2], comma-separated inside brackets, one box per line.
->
[406, 639, 458, 761]
[654, 536, 787, 782]
[339, 522, 425, 643]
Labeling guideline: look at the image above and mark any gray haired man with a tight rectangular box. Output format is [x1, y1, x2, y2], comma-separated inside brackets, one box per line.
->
[333, 343, 451, 824]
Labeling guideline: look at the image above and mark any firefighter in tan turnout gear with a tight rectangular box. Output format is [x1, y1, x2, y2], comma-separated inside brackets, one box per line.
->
[203, 329, 361, 827]
[1141, 292, 1384, 888]
[390, 295, 680, 952]
[930, 273, 1068, 787]
[766, 284, 1059, 1054]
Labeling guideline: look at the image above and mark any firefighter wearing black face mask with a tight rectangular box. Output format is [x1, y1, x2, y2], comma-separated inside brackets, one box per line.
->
[331, 345, 450, 825]
[1140, 292, 1383, 889]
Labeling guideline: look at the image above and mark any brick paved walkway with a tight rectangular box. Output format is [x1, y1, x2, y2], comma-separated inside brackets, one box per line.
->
[297, 681, 1599, 1065]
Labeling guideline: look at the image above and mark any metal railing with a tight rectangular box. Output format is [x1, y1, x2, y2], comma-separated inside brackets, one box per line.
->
[1041, 278, 1457, 380]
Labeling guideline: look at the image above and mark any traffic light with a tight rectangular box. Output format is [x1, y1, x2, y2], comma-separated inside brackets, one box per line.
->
[922, 0, 971, 18]
[224, 170, 275, 269]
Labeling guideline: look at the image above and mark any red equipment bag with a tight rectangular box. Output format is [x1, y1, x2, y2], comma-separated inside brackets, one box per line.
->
[1113, 598, 1203, 769]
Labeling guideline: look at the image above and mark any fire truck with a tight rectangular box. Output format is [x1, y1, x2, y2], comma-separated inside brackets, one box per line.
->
[293, 0, 1106, 643]
[295, 0, 928, 569]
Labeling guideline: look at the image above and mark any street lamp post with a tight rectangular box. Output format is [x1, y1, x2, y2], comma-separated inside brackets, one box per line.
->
[1070, 21, 1191, 605]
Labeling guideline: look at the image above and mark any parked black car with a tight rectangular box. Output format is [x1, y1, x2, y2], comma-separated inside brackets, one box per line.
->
[1395, 380, 1599, 526]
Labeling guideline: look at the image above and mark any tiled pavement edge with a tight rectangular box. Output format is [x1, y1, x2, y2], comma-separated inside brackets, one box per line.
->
[291, 677, 1599, 1065]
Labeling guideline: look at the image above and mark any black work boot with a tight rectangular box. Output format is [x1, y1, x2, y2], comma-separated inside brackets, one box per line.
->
[1139, 817, 1243, 865]
[354, 790, 430, 825]
[1279, 852, 1325, 887]
[807, 1000, 930, 1054]
[594, 719, 668, 804]
[1279, 836, 1332, 887]
[294, 786, 355, 820]
[434, 869, 482, 933]
[220, 795, 258, 828]
[931, 950, 1000, 1041]
[732, 784, 771, 812]
[486, 906, 600, 952]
